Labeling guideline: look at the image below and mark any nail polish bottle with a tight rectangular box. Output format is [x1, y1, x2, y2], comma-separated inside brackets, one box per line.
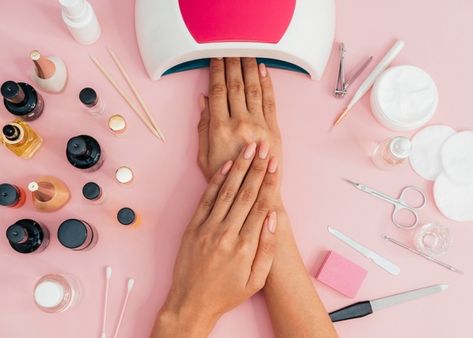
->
[58, 219, 98, 251]
[28, 176, 71, 212]
[372, 136, 412, 169]
[34, 274, 82, 313]
[79, 87, 105, 115]
[60, 0, 101, 45]
[66, 135, 104, 171]
[6, 219, 50, 254]
[82, 182, 105, 204]
[117, 207, 140, 226]
[30, 50, 68, 93]
[1, 119, 43, 159]
[1, 81, 44, 121]
[0, 183, 27, 208]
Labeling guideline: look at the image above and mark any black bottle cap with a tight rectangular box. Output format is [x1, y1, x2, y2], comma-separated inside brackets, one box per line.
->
[6, 224, 27, 244]
[0, 183, 20, 206]
[2, 124, 20, 140]
[57, 219, 88, 249]
[82, 182, 101, 200]
[1, 81, 19, 99]
[79, 88, 98, 106]
[67, 136, 88, 156]
[117, 207, 136, 225]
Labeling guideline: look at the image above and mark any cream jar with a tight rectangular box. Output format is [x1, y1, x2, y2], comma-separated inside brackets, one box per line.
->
[371, 65, 438, 131]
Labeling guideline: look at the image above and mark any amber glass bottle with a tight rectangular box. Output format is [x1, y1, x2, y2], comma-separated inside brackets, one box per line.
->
[1, 119, 43, 159]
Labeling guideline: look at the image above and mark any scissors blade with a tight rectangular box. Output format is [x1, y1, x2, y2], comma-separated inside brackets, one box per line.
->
[342, 178, 363, 189]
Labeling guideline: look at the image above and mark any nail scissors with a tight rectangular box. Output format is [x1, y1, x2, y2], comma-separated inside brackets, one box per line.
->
[344, 179, 426, 229]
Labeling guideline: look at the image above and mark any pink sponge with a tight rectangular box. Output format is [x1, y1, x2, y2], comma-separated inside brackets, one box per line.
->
[315, 251, 367, 298]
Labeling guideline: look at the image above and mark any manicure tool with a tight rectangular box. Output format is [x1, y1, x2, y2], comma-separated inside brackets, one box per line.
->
[333, 39, 405, 127]
[343, 179, 426, 230]
[334, 43, 372, 98]
[329, 284, 448, 322]
[113, 278, 135, 338]
[384, 235, 463, 274]
[101, 266, 112, 338]
[328, 226, 400, 275]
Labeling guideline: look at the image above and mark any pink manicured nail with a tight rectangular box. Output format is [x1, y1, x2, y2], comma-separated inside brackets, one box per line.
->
[198, 93, 206, 111]
[244, 143, 257, 160]
[221, 160, 233, 175]
[268, 157, 279, 173]
[259, 63, 267, 77]
[259, 142, 270, 159]
[267, 211, 277, 233]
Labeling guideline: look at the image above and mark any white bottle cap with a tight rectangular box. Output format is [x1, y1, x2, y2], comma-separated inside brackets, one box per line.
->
[34, 280, 65, 308]
[390, 136, 412, 159]
[59, 0, 87, 19]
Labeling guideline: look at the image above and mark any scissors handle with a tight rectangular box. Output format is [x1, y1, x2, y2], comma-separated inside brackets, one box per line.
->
[392, 206, 419, 230]
[398, 186, 427, 209]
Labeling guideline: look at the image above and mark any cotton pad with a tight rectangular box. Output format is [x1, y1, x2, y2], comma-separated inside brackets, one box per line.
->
[315, 251, 367, 298]
[441, 131, 473, 185]
[409, 125, 456, 180]
[434, 173, 473, 221]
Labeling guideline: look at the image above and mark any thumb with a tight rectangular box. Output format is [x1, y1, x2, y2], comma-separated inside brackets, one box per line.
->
[198, 94, 210, 170]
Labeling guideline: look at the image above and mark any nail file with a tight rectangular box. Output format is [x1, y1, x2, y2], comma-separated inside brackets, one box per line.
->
[327, 226, 400, 275]
[329, 284, 448, 322]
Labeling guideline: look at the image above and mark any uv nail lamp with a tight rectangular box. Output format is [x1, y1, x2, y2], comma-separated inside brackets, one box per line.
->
[135, 0, 335, 80]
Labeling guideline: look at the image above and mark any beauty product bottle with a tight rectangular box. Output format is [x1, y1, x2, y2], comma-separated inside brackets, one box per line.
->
[79, 87, 105, 115]
[59, 0, 101, 45]
[115, 166, 134, 184]
[108, 114, 127, 135]
[57, 219, 98, 251]
[1, 81, 44, 121]
[66, 135, 104, 171]
[117, 207, 140, 226]
[372, 136, 412, 169]
[6, 219, 50, 254]
[82, 181, 105, 204]
[1, 120, 43, 159]
[0, 183, 26, 208]
[28, 176, 71, 212]
[34, 274, 81, 313]
[30, 50, 68, 93]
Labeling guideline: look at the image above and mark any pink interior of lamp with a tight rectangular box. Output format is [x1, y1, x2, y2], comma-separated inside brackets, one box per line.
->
[178, 0, 296, 43]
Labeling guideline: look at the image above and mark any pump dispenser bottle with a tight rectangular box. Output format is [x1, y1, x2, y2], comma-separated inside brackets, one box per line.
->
[59, 0, 101, 45]
[1, 120, 43, 159]
[372, 136, 412, 169]
[28, 176, 71, 212]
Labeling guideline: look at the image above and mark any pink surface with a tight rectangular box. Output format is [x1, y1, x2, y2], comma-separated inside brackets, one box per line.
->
[316, 251, 368, 298]
[0, 1, 472, 338]
[178, 0, 295, 43]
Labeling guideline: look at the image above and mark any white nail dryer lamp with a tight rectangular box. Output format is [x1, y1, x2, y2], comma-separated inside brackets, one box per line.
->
[135, 0, 335, 80]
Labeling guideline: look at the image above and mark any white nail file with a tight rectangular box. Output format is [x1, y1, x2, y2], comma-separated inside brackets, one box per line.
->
[328, 226, 401, 275]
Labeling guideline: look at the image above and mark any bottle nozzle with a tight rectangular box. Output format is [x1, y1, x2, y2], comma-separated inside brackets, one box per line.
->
[30, 50, 56, 79]
[59, 0, 87, 19]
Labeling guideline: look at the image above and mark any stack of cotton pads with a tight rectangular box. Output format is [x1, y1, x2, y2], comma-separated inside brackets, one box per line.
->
[410, 125, 473, 221]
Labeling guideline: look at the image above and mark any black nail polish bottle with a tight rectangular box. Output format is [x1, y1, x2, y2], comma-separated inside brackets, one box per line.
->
[66, 135, 104, 172]
[1, 81, 44, 121]
[6, 219, 50, 254]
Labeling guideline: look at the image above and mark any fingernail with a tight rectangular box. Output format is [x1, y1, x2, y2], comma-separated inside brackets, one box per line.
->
[258, 142, 270, 159]
[259, 63, 267, 77]
[221, 160, 233, 175]
[244, 142, 257, 160]
[198, 93, 206, 111]
[216, 57, 223, 60]
[268, 211, 277, 233]
[268, 157, 279, 173]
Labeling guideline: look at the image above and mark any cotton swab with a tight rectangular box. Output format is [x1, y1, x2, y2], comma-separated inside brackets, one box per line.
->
[112, 278, 135, 338]
[101, 266, 113, 338]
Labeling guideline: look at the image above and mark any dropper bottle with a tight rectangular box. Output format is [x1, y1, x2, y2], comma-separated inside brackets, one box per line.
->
[30, 50, 68, 93]
[372, 136, 412, 169]
[28, 176, 71, 212]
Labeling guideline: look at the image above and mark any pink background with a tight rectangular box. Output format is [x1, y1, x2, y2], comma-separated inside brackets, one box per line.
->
[0, 0, 472, 337]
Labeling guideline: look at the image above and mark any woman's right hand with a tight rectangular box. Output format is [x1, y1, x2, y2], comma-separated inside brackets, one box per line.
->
[152, 142, 280, 338]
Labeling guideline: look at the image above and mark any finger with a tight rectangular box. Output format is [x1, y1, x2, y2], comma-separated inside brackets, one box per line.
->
[207, 142, 257, 222]
[197, 94, 210, 170]
[242, 58, 263, 115]
[240, 157, 280, 243]
[246, 213, 277, 293]
[224, 142, 270, 230]
[190, 160, 233, 228]
[259, 63, 279, 132]
[209, 58, 229, 121]
[225, 57, 247, 117]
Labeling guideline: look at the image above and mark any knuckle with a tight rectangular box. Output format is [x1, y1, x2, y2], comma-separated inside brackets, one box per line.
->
[197, 118, 209, 134]
[219, 187, 237, 203]
[237, 241, 252, 257]
[245, 85, 262, 99]
[249, 279, 265, 293]
[251, 160, 268, 173]
[217, 233, 234, 253]
[228, 80, 244, 93]
[253, 199, 270, 216]
[262, 173, 277, 187]
[210, 83, 227, 97]
[263, 100, 276, 114]
[238, 187, 256, 203]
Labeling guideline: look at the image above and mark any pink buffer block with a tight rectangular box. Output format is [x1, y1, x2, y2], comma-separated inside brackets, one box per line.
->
[316, 251, 367, 298]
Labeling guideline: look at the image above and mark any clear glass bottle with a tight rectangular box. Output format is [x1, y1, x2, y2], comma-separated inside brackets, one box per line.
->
[57, 219, 98, 251]
[82, 181, 106, 204]
[0, 183, 27, 208]
[6, 219, 50, 254]
[1, 119, 43, 159]
[79, 87, 105, 115]
[372, 136, 412, 169]
[117, 207, 141, 226]
[34, 274, 81, 313]
[414, 223, 450, 256]
[1, 81, 44, 121]
[28, 176, 71, 212]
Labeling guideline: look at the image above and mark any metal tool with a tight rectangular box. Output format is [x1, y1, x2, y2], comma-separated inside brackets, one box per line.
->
[328, 226, 400, 275]
[344, 179, 426, 229]
[334, 43, 373, 98]
[329, 284, 448, 322]
[384, 235, 463, 274]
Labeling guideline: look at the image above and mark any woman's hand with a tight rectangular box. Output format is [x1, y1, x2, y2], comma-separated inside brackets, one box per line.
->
[153, 142, 280, 338]
[198, 58, 282, 181]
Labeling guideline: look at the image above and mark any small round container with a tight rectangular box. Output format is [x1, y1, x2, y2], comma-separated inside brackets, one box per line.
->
[115, 166, 134, 184]
[414, 223, 450, 256]
[82, 182, 105, 204]
[371, 65, 438, 131]
[108, 115, 127, 135]
[117, 207, 140, 226]
[79, 87, 105, 115]
[57, 219, 98, 251]
[34, 274, 81, 313]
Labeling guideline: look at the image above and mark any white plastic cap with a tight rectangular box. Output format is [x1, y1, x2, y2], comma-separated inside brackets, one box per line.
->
[390, 136, 412, 159]
[59, 0, 87, 18]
